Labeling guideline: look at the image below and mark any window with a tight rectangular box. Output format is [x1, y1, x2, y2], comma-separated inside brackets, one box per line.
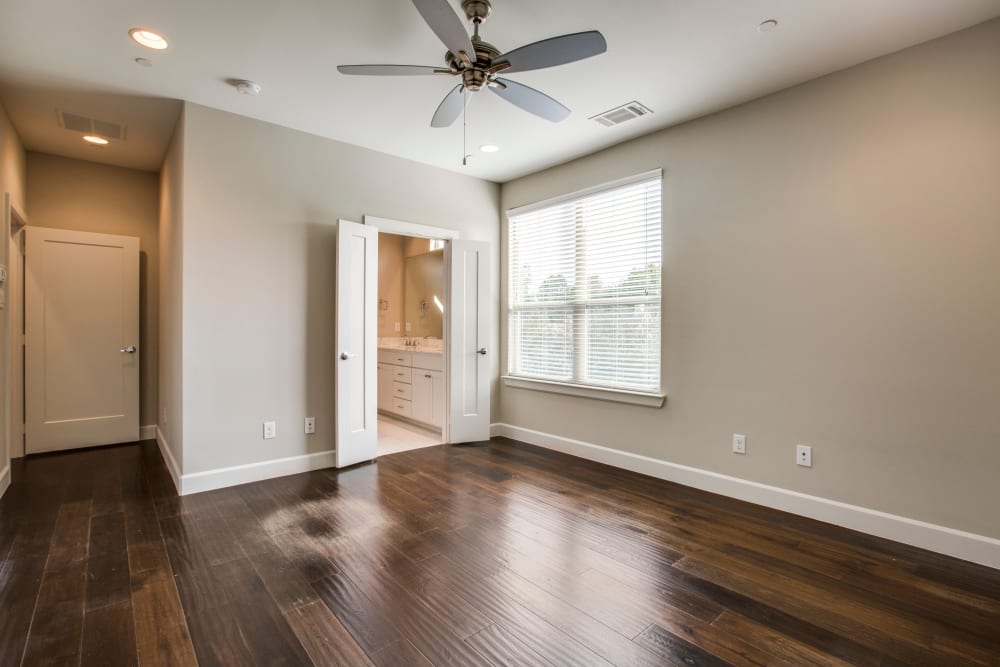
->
[507, 170, 662, 398]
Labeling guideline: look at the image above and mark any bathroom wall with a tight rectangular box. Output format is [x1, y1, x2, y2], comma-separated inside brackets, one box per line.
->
[377, 232, 405, 338]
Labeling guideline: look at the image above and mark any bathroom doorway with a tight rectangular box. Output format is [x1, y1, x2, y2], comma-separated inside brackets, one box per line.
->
[375, 231, 447, 456]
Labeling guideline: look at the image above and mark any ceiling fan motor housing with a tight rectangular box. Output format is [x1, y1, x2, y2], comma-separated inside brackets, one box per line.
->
[461, 0, 492, 23]
[446, 39, 501, 91]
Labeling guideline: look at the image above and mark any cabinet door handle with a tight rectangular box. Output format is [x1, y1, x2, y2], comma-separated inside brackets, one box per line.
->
[477, 347, 487, 356]
[425, 374, 432, 378]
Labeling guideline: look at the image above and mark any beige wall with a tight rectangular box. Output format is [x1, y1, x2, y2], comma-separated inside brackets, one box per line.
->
[158, 111, 184, 469]
[178, 103, 499, 475]
[1, 102, 26, 489]
[500, 19, 1000, 539]
[377, 232, 405, 338]
[25, 152, 160, 429]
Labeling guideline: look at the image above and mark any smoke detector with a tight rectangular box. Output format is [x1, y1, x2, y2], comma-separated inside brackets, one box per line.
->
[233, 80, 262, 96]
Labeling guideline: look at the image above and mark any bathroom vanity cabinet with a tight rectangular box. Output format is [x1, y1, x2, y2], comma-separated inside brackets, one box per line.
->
[377, 348, 444, 429]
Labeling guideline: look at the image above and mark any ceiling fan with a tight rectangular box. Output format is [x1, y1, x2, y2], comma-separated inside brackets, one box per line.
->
[337, 0, 607, 127]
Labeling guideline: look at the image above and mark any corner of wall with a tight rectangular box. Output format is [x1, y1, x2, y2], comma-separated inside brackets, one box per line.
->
[158, 103, 185, 477]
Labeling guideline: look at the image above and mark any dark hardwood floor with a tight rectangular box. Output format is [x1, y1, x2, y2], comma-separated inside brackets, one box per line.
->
[1, 438, 999, 666]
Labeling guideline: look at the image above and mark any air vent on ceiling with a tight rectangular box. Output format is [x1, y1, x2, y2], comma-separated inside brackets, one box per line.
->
[57, 110, 127, 140]
[590, 101, 653, 127]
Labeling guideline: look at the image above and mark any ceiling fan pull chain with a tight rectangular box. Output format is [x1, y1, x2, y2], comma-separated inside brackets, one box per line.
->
[462, 90, 471, 166]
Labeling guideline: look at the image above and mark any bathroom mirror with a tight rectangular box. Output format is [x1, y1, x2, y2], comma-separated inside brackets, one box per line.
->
[404, 248, 444, 338]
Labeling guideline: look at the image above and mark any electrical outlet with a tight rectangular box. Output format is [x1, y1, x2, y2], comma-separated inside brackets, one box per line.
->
[796, 444, 812, 467]
[394, 322, 401, 332]
[263, 421, 277, 440]
[733, 434, 746, 454]
[304, 417, 315, 435]
[405, 322, 412, 332]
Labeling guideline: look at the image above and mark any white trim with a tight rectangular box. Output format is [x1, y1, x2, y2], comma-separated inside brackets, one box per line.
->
[503, 376, 665, 408]
[489, 423, 1000, 570]
[155, 427, 182, 494]
[180, 449, 339, 495]
[0, 464, 9, 499]
[140, 424, 156, 441]
[363, 215, 460, 240]
[505, 168, 662, 218]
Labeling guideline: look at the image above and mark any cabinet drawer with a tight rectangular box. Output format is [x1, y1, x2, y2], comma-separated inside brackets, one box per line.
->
[378, 349, 412, 366]
[392, 398, 412, 417]
[392, 381, 412, 400]
[392, 366, 412, 384]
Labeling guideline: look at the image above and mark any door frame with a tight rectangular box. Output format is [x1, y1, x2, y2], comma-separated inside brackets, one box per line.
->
[363, 215, 460, 445]
[4, 194, 27, 461]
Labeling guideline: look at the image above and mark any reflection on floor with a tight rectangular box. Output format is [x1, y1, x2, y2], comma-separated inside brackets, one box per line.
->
[377, 414, 441, 457]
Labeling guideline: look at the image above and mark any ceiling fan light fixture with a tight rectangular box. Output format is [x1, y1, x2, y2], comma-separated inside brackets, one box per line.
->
[129, 28, 168, 50]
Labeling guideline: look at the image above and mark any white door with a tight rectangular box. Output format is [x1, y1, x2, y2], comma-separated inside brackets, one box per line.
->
[336, 220, 378, 467]
[25, 227, 139, 453]
[448, 240, 491, 443]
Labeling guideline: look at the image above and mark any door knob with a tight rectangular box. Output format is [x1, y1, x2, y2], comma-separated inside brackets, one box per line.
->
[477, 347, 487, 356]
[120, 346, 137, 354]
[340, 352, 355, 360]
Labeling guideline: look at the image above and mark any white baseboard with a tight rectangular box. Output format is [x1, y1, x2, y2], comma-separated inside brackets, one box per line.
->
[490, 423, 1000, 570]
[139, 424, 157, 441]
[155, 427, 182, 495]
[180, 449, 339, 496]
[152, 427, 339, 496]
[0, 464, 10, 499]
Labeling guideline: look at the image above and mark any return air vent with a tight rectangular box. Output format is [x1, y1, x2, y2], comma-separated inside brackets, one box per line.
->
[57, 110, 126, 140]
[590, 101, 653, 127]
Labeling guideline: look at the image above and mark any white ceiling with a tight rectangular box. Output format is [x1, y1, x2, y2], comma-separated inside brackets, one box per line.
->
[2, 0, 998, 182]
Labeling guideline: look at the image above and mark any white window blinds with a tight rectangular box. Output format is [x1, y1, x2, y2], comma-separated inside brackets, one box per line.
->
[507, 171, 662, 393]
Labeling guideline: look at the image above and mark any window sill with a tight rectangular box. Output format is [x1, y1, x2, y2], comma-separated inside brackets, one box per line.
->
[502, 376, 666, 408]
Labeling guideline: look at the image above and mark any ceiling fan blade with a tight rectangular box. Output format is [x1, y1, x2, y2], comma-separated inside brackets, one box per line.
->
[431, 85, 468, 128]
[498, 31, 607, 74]
[412, 0, 477, 63]
[490, 78, 570, 123]
[337, 65, 450, 76]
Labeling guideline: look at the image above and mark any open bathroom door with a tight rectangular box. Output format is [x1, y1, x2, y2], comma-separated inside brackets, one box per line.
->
[448, 240, 491, 443]
[335, 220, 378, 467]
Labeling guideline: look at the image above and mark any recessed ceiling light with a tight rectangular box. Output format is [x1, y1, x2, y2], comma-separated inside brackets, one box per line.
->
[83, 135, 109, 146]
[757, 19, 779, 33]
[233, 80, 262, 96]
[480, 144, 499, 153]
[135, 57, 153, 67]
[129, 28, 168, 50]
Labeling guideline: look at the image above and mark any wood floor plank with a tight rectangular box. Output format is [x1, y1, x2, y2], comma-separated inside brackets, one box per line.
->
[464, 623, 555, 667]
[21, 558, 89, 665]
[80, 598, 138, 667]
[130, 572, 198, 667]
[283, 599, 374, 666]
[313, 571, 402, 655]
[634, 623, 733, 667]
[86, 512, 131, 612]
[370, 638, 434, 667]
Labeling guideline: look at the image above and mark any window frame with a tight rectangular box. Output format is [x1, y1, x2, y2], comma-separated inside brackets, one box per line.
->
[503, 169, 666, 408]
